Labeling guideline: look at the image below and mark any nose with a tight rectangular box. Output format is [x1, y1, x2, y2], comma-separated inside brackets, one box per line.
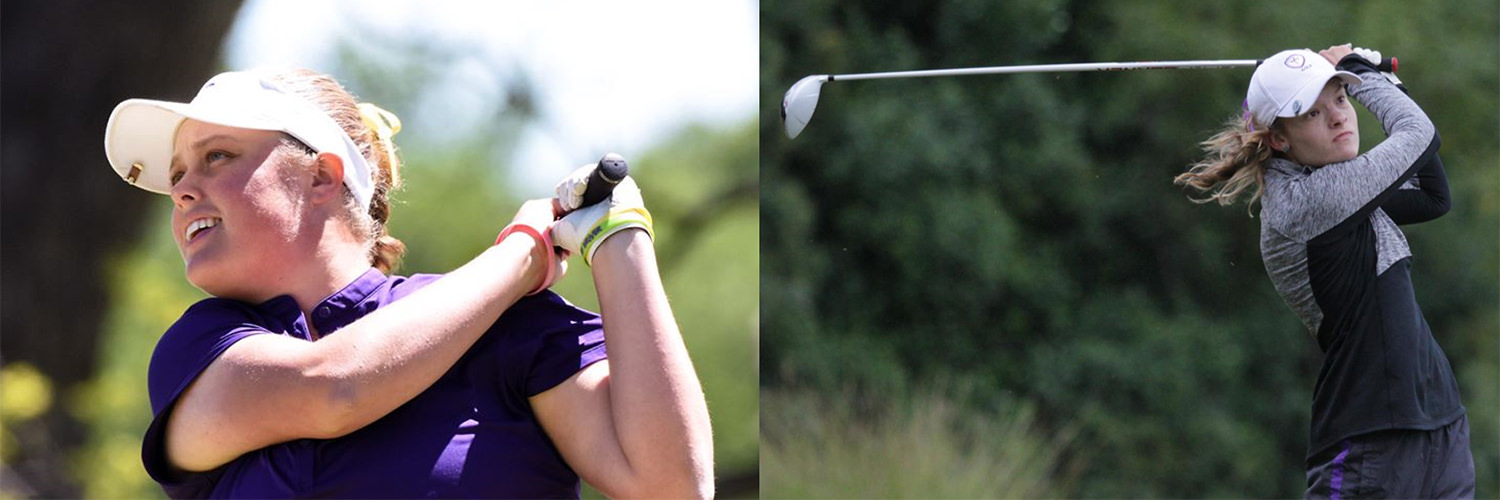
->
[1329, 106, 1348, 128]
[171, 173, 199, 210]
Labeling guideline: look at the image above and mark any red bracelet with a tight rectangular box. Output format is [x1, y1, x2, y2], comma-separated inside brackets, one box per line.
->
[495, 223, 556, 295]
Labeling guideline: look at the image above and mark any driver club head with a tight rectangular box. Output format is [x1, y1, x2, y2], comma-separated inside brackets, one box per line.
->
[781, 75, 828, 139]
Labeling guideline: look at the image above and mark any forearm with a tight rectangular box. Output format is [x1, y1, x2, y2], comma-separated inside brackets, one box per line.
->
[1341, 57, 1434, 141]
[591, 230, 714, 497]
[306, 235, 541, 435]
[1299, 66, 1439, 227]
[1383, 153, 1452, 224]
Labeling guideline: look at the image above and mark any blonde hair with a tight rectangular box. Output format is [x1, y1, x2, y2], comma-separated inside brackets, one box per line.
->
[258, 68, 407, 273]
[1175, 114, 1279, 215]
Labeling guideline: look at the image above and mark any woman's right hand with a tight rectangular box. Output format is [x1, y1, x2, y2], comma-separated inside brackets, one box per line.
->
[1319, 44, 1354, 65]
[504, 198, 568, 292]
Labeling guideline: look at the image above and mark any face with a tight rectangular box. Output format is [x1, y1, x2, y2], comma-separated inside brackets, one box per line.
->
[1273, 81, 1359, 167]
[169, 120, 316, 300]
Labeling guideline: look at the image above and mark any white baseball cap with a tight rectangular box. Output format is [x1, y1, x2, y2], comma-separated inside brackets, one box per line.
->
[104, 70, 374, 209]
[1245, 49, 1362, 129]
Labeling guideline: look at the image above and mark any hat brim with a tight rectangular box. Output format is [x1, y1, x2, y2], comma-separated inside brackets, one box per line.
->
[105, 100, 189, 194]
[104, 99, 287, 194]
[1275, 70, 1363, 119]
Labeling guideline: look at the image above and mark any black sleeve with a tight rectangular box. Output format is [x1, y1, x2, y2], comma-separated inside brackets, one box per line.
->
[1336, 55, 1408, 93]
[1381, 152, 1451, 224]
[1336, 55, 1381, 76]
[1335, 55, 1452, 225]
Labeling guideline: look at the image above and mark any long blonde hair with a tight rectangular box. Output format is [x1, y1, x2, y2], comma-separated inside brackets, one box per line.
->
[259, 68, 407, 273]
[1175, 113, 1279, 215]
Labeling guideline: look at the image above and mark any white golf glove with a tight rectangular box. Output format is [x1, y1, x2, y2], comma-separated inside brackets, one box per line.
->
[1351, 46, 1402, 86]
[551, 170, 653, 266]
[1350, 46, 1381, 66]
[554, 162, 596, 212]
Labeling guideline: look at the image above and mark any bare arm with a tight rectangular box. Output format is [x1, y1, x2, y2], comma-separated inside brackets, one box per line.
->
[164, 201, 557, 473]
[531, 229, 715, 499]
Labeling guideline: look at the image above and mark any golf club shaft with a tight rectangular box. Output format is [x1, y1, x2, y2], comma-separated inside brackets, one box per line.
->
[826, 58, 1395, 81]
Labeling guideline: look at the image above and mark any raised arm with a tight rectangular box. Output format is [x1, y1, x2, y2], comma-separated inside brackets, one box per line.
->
[1382, 152, 1451, 224]
[1373, 71, 1452, 225]
[162, 200, 561, 473]
[530, 174, 714, 498]
[1288, 55, 1440, 232]
[531, 230, 715, 499]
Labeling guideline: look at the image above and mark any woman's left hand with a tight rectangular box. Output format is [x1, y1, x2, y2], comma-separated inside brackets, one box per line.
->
[551, 176, 652, 266]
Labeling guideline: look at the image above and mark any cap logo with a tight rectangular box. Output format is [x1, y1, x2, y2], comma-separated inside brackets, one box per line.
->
[1284, 54, 1308, 69]
[1291, 101, 1303, 115]
[127, 163, 143, 184]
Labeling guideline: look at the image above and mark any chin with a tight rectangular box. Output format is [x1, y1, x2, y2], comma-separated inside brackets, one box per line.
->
[184, 257, 257, 301]
[184, 260, 228, 297]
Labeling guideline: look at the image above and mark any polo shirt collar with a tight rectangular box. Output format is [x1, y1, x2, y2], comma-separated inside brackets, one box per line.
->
[257, 294, 311, 339]
[308, 268, 389, 336]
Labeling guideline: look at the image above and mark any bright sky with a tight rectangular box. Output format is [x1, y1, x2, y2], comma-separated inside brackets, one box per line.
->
[224, 0, 758, 194]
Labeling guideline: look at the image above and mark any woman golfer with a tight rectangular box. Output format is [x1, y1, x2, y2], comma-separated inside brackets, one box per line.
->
[103, 68, 712, 498]
[1176, 45, 1472, 498]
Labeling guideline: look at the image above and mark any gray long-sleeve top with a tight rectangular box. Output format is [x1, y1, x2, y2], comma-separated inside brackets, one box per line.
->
[1257, 56, 1461, 458]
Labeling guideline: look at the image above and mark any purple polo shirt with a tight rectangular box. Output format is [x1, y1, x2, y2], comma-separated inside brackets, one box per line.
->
[142, 268, 607, 498]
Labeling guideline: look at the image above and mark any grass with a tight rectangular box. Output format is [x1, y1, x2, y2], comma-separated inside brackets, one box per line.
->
[761, 385, 1078, 499]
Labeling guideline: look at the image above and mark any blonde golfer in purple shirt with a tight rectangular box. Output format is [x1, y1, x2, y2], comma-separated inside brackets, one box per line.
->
[103, 68, 713, 498]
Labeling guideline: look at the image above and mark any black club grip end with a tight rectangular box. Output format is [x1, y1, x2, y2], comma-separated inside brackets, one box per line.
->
[580, 153, 629, 207]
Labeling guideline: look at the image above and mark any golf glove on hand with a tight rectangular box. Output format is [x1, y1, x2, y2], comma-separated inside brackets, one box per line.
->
[554, 162, 599, 212]
[1351, 46, 1381, 66]
[1351, 46, 1403, 86]
[551, 172, 653, 266]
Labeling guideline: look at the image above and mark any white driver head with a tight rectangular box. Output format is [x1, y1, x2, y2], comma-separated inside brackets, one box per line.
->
[782, 75, 828, 139]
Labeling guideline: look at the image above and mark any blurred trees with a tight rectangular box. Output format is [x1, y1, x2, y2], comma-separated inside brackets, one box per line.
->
[1, 1, 243, 496]
[761, 0, 1497, 497]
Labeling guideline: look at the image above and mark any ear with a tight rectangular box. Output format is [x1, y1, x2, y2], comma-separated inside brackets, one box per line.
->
[1268, 129, 1289, 152]
[308, 152, 345, 205]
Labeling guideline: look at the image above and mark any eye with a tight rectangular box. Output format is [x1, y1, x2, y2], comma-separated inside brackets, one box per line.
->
[206, 150, 232, 163]
[1306, 109, 1320, 119]
[169, 170, 184, 187]
[1337, 95, 1347, 104]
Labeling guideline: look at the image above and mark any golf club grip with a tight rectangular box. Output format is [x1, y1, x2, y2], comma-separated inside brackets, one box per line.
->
[581, 153, 629, 207]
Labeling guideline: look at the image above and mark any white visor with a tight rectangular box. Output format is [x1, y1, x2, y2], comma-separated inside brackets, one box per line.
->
[103, 71, 374, 209]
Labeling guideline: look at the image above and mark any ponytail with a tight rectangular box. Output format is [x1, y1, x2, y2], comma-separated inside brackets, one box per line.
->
[357, 103, 406, 274]
[1175, 113, 1277, 215]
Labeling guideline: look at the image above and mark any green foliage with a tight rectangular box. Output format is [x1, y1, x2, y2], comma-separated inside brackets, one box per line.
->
[1, 363, 53, 424]
[762, 0, 1498, 496]
[762, 384, 1076, 498]
[1, 362, 55, 465]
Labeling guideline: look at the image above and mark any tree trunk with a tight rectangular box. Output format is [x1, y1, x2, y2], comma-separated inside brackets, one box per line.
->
[2, 0, 243, 495]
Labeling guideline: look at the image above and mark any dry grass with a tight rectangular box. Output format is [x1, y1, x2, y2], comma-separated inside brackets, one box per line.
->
[761, 386, 1077, 498]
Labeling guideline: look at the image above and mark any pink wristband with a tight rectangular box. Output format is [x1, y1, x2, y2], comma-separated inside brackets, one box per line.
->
[495, 223, 556, 295]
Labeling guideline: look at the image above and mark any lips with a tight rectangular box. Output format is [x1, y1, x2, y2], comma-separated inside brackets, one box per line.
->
[185, 217, 221, 242]
[1334, 131, 1355, 143]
